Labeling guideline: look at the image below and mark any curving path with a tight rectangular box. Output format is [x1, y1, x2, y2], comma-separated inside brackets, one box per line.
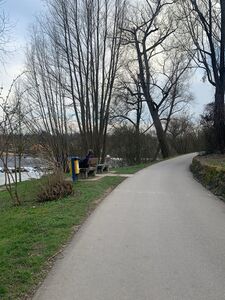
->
[33, 154, 225, 300]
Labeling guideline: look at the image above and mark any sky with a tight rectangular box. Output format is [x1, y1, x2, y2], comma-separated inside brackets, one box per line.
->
[1, 0, 46, 92]
[190, 70, 214, 117]
[0, 0, 214, 117]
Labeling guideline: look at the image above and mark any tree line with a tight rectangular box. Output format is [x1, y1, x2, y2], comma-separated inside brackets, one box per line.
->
[0, 0, 224, 172]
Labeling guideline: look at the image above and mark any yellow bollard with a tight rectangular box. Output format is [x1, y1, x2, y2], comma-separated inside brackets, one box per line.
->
[75, 159, 80, 175]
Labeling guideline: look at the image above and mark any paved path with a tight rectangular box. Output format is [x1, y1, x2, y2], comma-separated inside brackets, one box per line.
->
[33, 154, 225, 300]
[77, 173, 134, 182]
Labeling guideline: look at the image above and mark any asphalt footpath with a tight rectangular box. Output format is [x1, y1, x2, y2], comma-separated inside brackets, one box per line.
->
[33, 154, 225, 300]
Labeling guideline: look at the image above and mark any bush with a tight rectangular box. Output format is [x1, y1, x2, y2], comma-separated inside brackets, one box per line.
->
[37, 172, 73, 202]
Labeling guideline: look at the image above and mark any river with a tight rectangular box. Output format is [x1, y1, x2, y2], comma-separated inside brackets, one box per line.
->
[0, 155, 45, 186]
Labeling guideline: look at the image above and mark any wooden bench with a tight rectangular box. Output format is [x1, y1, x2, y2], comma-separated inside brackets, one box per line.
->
[97, 163, 105, 173]
[79, 157, 98, 179]
[97, 156, 111, 174]
[97, 163, 110, 173]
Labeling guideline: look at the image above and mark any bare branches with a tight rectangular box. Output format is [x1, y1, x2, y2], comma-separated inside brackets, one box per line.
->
[0, 73, 29, 205]
[119, 0, 191, 158]
[25, 0, 126, 161]
[0, 1, 11, 66]
[178, 0, 225, 151]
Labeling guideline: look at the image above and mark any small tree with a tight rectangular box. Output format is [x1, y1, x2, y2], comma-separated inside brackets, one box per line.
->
[0, 92, 21, 205]
[0, 74, 30, 205]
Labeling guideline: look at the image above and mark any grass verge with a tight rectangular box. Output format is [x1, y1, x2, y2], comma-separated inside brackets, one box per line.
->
[112, 162, 152, 174]
[0, 176, 125, 299]
[197, 154, 225, 169]
[191, 154, 225, 199]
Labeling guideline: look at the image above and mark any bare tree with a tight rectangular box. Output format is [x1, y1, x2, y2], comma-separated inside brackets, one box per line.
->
[111, 53, 193, 160]
[179, 0, 225, 152]
[121, 0, 192, 158]
[0, 79, 25, 205]
[0, 2, 23, 204]
[13, 83, 30, 182]
[25, 28, 70, 171]
[111, 69, 154, 163]
[26, 0, 126, 162]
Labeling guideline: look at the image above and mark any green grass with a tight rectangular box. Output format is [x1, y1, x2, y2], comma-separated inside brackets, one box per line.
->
[0, 176, 125, 300]
[112, 162, 152, 174]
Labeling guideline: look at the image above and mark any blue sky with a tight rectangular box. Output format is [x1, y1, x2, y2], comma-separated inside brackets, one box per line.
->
[1, 0, 214, 116]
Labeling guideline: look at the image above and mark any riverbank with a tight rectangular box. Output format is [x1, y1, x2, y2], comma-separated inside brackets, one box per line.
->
[0, 176, 125, 299]
[0, 160, 157, 299]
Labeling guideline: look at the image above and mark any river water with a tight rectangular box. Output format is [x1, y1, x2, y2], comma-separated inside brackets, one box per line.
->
[0, 155, 45, 186]
[0, 171, 42, 186]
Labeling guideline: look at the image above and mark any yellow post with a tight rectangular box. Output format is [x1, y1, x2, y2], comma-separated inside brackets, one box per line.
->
[75, 159, 80, 175]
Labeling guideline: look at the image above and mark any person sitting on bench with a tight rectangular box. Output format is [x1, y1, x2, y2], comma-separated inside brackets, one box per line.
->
[79, 149, 94, 168]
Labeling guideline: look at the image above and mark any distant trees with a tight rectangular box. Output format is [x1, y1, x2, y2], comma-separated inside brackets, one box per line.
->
[167, 114, 200, 154]
[111, 68, 152, 163]
[179, 0, 225, 152]
[107, 125, 158, 164]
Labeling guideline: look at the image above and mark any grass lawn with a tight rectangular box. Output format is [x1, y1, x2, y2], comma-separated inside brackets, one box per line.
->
[112, 162, 152, 174]
[0, 176, 125, 300]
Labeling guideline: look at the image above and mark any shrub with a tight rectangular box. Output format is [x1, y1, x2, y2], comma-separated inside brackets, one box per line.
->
[37, 172, 73, 202]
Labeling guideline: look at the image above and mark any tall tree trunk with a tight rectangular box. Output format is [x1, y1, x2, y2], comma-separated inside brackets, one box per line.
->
[215, 0, 225, 153]
[214, 86, 225, 153]
[135, 128, 141, 164]
[151, 108, 170, 158]
[18, 153, 22, 183]
[101, 122, 109, 164]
